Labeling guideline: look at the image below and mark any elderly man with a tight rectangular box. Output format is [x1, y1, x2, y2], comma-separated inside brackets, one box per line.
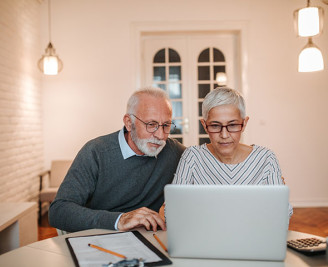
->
[49, 87, 185, 232]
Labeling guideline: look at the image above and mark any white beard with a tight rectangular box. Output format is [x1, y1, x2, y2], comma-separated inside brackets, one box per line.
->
[131, 124, 166, 157]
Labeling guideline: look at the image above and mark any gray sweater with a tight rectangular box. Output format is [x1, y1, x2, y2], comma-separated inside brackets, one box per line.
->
[48, 130, 185, 232]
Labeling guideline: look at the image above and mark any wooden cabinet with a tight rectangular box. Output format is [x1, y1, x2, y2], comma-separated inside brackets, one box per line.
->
[0, 202, 37, 254]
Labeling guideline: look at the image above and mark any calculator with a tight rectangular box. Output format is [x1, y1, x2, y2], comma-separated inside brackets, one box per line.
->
[287, 237, 326, 256]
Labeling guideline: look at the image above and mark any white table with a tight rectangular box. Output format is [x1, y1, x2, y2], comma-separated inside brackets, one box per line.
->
[0, 229, 327, 267]
[0, 202, 38, 254]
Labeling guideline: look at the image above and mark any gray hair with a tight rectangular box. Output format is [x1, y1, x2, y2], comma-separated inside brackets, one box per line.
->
[202, 87, 246, 120]
[127, 87, 171, 118]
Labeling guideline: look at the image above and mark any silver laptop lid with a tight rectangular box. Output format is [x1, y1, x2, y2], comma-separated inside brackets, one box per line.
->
[164, 185, 289, 261]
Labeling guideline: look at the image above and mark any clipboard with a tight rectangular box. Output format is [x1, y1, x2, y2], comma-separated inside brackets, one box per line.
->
[66, 231, 172, 267]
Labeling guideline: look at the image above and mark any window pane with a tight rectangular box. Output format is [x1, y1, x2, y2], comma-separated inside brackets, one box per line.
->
[153, 83, 166, 91]
[153, 67, 166, 81]
[199, 137, 210, 145]
[168, 83, 182, 99]
[198, 101, 203, 116]
[198, 48, 210, 62]
[169, 66, 181, 81]
[198, 66, 210, 80]
[154, 49, 165, 63]
[172, 119, 183, 134]
[213, 66, 226, 79]
[199, 120, 206, 134]
[198, 84, 210, 98]
[213, 48, 225, 62]
[174, 137, 183, 144]
[172, 101, 182, 117]
[169, 48, 180, 62]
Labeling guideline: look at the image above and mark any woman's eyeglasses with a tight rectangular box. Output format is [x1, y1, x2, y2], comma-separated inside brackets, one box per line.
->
[205, 122, 244, 133]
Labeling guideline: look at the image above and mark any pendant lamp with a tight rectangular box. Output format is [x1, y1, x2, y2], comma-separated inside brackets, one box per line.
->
[293, 0, 327, 72]
[298, 38, 324, 72]
[294, 5, 324, 37]
[38, 0, 63, 75]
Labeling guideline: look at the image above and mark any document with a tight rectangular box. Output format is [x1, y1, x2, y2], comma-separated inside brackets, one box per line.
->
[66, 231, 172, 267]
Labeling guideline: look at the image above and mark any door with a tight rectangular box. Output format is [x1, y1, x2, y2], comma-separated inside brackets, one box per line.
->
[142, 32, 238, 146]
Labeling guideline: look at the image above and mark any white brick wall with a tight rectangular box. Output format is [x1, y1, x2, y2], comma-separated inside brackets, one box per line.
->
[0, 0, 43, 202]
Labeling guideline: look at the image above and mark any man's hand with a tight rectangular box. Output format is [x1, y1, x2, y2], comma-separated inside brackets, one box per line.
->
[117, 207, 166, 232]
[159, 203, 165, 221]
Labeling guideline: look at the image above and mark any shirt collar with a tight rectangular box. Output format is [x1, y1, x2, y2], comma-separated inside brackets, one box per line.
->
[118, 127, 138, 159]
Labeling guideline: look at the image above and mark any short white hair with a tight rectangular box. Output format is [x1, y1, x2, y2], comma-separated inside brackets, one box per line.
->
[126, 87, 171, 118]
[202, 87, 246, 120]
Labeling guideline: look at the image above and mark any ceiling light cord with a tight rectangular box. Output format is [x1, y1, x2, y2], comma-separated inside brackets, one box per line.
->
[48, 0, 51, 43]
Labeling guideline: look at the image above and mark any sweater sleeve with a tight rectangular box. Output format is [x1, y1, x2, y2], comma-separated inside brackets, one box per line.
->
[48, 141, 121, 232]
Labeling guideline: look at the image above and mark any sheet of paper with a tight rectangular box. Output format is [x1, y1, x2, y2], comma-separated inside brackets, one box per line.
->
[68, 232, 161, 267]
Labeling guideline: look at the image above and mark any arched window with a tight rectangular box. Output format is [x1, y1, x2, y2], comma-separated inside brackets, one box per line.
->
[197, 47, 227, 145]
[152, 48, 183, 143]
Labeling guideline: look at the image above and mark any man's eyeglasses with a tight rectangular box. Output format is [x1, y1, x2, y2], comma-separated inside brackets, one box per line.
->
[130, 114, 176, 134]
[205, 121, 244, 133]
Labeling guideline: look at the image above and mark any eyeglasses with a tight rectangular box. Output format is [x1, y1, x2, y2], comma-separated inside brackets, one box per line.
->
[205, 122, 244, 133]
[130, 114, 176, 134]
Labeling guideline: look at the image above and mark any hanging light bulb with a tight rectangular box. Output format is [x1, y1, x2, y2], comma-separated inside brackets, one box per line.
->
[294, 5, 324, 37]
[38, 0, 63, 75]
[298, 38, 324, 72]
[38, 42, 63, 75]
[215, 72, 227, 86]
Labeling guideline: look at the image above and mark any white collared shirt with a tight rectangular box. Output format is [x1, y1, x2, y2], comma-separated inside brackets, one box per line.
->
[118, 127, 138, 159]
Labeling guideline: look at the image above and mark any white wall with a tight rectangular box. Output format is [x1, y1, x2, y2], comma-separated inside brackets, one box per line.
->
[0, 0, 43, 202]
[40, 0, 328, 206]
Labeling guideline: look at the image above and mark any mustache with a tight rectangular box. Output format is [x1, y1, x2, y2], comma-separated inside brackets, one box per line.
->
[147, 137, 166, 146]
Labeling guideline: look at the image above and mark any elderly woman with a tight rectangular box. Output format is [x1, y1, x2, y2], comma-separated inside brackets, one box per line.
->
[172, 87, 293, 217]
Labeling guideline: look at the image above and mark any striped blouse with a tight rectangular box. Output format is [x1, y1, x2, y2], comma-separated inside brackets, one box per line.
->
[172, 144, 293, 217]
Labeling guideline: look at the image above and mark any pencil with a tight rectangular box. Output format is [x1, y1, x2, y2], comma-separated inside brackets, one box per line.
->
[88, 243, 126, 259]
[153, 233, 168, 252]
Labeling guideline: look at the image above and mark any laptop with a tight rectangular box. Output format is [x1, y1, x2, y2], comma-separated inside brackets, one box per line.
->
[164, 184, 290, 261]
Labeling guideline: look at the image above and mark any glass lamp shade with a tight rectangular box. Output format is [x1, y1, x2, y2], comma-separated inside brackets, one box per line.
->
[294, 6, 324, 37]
[215, 72, 227, 86]
[38, 42, 63, 75]
[298, 39, 324, 72]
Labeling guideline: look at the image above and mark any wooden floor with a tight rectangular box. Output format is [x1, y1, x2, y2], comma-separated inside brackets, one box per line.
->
[38, 212, 58, 240]
[38, 207, 328, 241]
[289, 207, 328, 237]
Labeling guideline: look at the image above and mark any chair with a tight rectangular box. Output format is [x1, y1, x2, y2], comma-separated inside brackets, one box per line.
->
[39, 160, 72, 224]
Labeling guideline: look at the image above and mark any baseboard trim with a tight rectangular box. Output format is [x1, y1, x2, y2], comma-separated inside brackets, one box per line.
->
[290, 201, 328, 207]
